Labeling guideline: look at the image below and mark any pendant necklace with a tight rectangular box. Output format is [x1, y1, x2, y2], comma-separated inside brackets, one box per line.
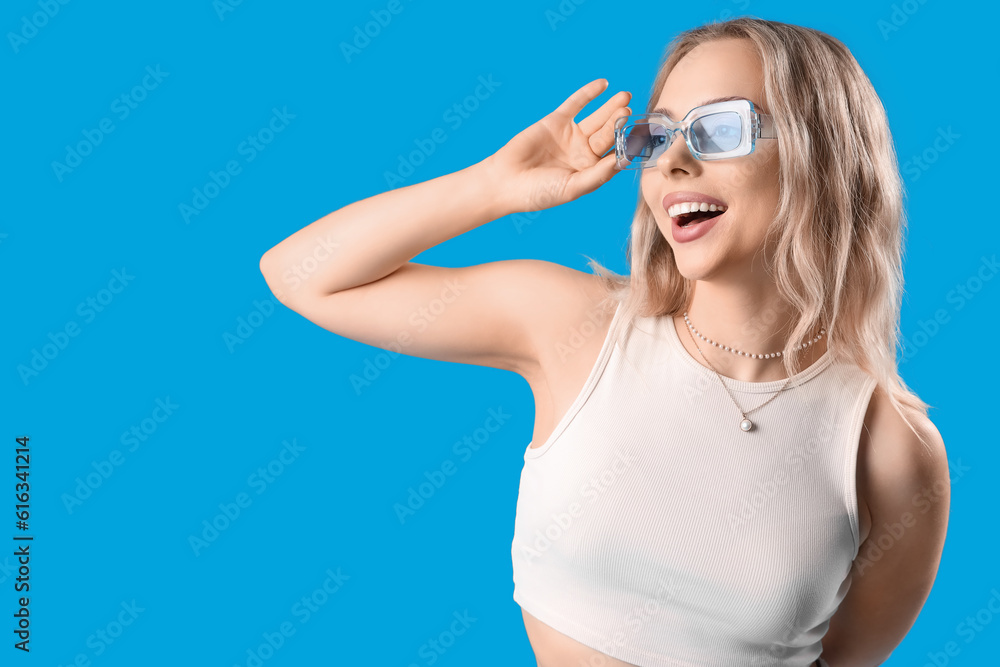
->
[681, 312, 827, 432]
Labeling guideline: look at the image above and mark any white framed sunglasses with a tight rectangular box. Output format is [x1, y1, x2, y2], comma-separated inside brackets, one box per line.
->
[612, 99, 777, 168]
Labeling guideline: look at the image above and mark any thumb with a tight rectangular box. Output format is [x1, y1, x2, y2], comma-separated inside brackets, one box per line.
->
[568, 152, 623, 198]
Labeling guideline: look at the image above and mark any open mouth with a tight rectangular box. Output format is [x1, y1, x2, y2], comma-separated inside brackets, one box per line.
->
[667, 202, 728, 228]
[675, 209, 726, 227]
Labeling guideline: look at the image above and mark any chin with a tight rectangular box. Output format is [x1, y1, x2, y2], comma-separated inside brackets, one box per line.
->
[673, 261, 712, 282]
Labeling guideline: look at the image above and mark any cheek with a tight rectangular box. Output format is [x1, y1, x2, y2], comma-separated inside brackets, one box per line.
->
[640, 176, 657, 209]
[750, 148, 781, 195]
[726, 161, 780, 218]
[723, 157, 769, 194]
[641, 180, 669, 227]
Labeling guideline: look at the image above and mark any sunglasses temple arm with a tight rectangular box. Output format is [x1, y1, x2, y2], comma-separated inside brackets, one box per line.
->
[757, 113, 777, 139]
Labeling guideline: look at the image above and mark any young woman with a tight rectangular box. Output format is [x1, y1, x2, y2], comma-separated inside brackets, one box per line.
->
[260, 17, 949, 667]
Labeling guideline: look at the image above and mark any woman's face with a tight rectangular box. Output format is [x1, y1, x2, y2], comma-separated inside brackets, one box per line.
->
[641, 38, 781, 283]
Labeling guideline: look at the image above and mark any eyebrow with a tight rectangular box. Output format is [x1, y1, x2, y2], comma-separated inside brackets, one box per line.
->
[651, 95, 758, 118]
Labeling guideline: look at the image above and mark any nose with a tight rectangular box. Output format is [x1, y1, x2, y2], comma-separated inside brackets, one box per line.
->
[652, 129, 697, 174]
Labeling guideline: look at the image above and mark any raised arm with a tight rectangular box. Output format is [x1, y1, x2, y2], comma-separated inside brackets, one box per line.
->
[259, 78, 631, 375]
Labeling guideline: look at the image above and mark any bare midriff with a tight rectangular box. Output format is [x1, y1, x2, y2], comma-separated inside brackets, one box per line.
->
[520, 607, 642, 667]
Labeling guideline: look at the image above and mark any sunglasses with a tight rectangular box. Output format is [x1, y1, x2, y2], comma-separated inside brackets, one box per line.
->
[612, 99, 777, 168]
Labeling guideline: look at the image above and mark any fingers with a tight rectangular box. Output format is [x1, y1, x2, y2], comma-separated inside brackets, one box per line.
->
[578, 89, 631, 137]
[587, 104, 631, 157]
[552, 78, 610, 121]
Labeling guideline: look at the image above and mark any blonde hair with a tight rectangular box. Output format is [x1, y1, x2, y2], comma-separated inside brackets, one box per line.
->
[584, 16, 934, 448]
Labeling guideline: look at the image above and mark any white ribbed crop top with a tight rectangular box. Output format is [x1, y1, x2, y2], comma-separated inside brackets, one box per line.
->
[511, 300, 878, 667]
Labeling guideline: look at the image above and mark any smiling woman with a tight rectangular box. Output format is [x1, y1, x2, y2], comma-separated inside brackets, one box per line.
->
[259, 15, 948, 667]
[526, 19, 946, 667]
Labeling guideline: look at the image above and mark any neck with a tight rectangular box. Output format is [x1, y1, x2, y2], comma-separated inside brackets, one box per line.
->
[673, 280, 827, 383]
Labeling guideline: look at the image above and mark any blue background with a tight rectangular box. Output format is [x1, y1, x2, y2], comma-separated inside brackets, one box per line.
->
[3, 0, 997, 665]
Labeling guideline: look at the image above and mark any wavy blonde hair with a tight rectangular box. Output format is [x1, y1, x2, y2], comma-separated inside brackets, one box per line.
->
[584, 16, 934, 448]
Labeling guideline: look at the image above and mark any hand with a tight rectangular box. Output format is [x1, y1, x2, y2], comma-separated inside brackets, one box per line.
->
[484, 78, 631, 214]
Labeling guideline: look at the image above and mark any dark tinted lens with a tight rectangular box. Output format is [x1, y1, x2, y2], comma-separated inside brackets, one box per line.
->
[690, 112, 742, 153]
[622, 122, 668, 165]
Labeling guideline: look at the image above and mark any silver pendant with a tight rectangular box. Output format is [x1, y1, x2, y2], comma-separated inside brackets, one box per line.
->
[739, 417, 754, 432]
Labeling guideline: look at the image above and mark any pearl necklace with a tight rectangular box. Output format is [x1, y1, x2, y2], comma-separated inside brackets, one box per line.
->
[683, 312, 826, 359]
[681, 312, 827, 432]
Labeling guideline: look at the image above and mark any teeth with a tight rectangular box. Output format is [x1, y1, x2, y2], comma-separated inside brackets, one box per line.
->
[668, 201, 728, 218]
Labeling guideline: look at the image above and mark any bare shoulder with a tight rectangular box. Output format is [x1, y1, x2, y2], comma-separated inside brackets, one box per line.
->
[513, 260, 618, 379]
[823, 385, 949, 662]
[859, 384, 950, 538]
